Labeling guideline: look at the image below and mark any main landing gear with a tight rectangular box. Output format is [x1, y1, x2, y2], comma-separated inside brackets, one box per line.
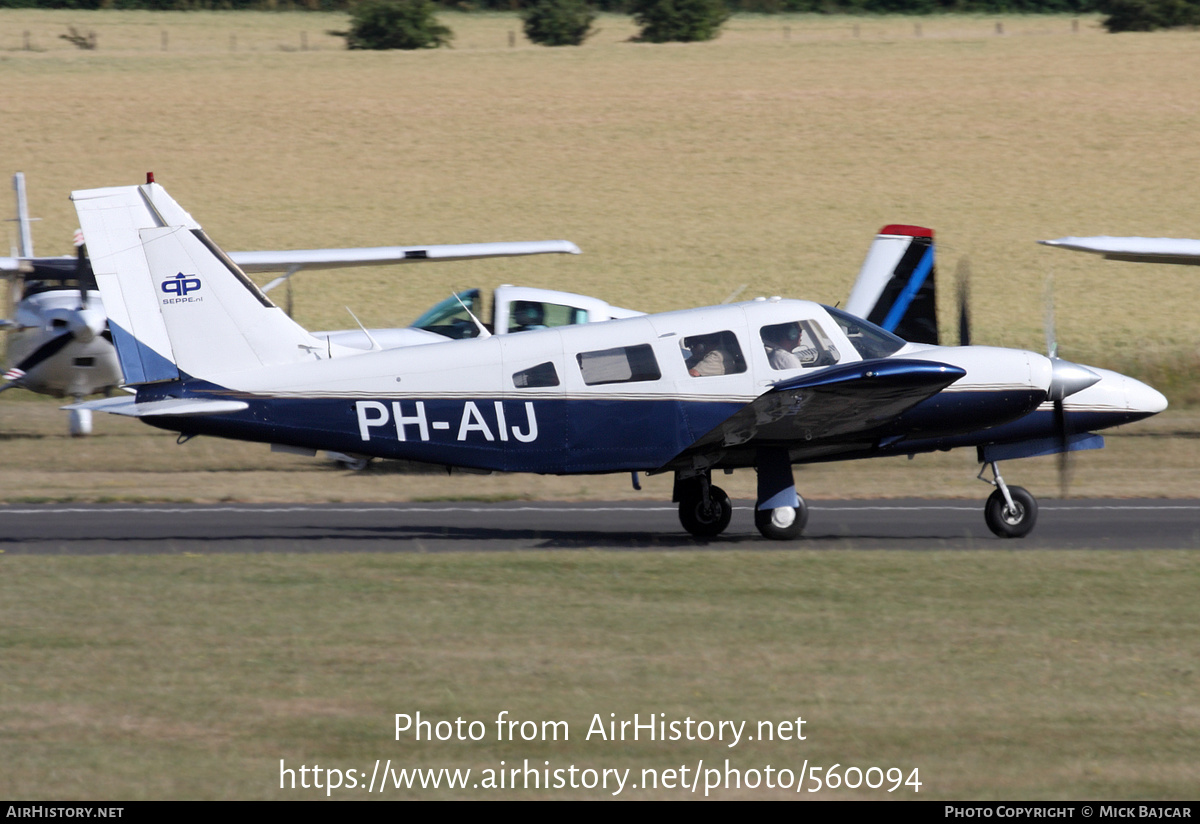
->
[979, 461, 1038, 539]
[676, 474, 733, 538]
[675, 448, 807, 541]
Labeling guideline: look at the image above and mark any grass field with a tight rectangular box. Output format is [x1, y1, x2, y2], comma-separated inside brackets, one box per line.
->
[3, 10, 1200, 801]
[3, 551, 1198, 799]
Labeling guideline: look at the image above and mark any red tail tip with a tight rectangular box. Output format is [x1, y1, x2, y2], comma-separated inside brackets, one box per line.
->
[880, 224, 933, 239]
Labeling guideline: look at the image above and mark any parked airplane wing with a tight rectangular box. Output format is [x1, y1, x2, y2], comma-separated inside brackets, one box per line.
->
[229, 240, 581, 274]
[1040, 237, 1200, 266]
[659, 358, 965, 470]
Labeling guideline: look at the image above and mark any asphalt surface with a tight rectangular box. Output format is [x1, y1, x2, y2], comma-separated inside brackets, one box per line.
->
[1, 499, 1198, 554]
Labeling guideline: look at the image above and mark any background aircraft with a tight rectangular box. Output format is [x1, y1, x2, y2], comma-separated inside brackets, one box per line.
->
[68, 181, 1167, 540]
[2, 173, 587, 434]
[1040, 235, 1200, 266]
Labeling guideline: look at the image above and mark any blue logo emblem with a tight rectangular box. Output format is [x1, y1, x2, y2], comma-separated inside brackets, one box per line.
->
[162, 272, 202, 296]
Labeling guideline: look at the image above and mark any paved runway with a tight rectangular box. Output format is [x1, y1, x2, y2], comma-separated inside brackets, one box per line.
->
[1, 499, 1198, 553]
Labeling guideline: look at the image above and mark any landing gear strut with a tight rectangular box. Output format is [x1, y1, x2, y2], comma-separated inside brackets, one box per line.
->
[676, 473, 732, 538]
[979, 461, 1038, 538]
[754, 447, 806, 541]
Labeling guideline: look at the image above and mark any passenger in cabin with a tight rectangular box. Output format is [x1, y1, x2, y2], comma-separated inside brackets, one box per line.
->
[510, 301, 547, 332]
[683, 333, 733, 377]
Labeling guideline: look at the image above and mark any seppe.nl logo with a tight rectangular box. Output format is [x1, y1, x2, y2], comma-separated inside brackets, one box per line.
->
[162, 272, 203, 303]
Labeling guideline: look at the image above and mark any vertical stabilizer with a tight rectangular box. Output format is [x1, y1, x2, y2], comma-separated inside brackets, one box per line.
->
[73, 182, 333, 383]
[844, 225, 938, 345]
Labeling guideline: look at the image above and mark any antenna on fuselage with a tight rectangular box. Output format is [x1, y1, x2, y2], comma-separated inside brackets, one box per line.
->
[345, 306, 383, 351]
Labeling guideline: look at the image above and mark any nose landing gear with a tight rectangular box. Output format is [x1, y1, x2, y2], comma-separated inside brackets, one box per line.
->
[979, 461, 1038, 538]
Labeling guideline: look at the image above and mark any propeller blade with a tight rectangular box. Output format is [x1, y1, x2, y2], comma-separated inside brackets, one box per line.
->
[75, 245, 90, 309]
[11, 331, 75, 376]
[1054, 398, 1071, 498]
[1044, 274, 1058, 360]
[955, 257, 971, 347]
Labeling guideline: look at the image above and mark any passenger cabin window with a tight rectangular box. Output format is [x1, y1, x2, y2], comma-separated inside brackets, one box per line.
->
[680, 331, 747, 377]
[577, 344, 661, 386]
[513, 362, 560, 388]
[508, 301, 590, 333]
[760, 320, 841, 371]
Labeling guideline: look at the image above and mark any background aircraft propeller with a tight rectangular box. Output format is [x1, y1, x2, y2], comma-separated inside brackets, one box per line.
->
[954, 256, 972, 347]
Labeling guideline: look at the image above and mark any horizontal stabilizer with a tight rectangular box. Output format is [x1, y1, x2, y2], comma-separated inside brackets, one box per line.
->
[1040, 236, 1200, 266]
[230, 240, 581, 274]
[62, 396, 249, 417]
[663, 358, 965, 469]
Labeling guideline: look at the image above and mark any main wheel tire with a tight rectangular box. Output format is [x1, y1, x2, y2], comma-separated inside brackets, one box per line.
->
[754, 497, 809, 540]
[679, 483, 732, 538]
[984, 486, 1038, 538]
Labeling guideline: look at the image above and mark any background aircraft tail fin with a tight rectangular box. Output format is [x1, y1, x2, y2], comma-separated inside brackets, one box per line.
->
[74, 181, 333, 383]
[843, 224, 939, 345]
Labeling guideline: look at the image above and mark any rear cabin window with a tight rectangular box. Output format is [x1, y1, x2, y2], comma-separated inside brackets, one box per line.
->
[577, 344, 661, 386]
[680, 331, 747, 377]
[512, 362, 560, 388]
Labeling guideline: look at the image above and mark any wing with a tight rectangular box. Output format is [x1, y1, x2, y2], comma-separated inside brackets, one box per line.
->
[660, 358, 965, 471]
[1040, 236, 1200, 266]
[228, 240, 581, 274]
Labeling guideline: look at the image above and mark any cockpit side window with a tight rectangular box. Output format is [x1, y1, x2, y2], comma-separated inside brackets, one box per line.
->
[577, 344, 661, 386]
[509, 302, 591, 333]
[679, 330, 747, 377]
[759, 320, 841, 371]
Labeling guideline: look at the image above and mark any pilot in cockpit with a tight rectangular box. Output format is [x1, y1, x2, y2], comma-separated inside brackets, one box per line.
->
[510, 301, 547, 332]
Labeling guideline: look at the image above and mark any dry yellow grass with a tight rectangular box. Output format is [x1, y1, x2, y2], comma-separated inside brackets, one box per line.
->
[3, 10, 1199, 366]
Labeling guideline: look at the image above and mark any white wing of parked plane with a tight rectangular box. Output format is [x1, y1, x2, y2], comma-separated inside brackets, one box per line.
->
[229, 240, 580, 275]
[1039, 236, 1200, 266]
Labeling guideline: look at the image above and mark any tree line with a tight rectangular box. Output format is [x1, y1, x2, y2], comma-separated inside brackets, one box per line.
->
[6, 0, 1196, 35]
[0, 0, 1102, 12]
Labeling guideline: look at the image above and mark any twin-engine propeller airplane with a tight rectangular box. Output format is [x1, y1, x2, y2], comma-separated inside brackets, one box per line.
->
[2, 172, 586, 434]
[67, 181, 1167, 540]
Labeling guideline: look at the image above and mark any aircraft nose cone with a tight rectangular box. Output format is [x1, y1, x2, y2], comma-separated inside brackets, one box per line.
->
[1126, 377, 1168, 415]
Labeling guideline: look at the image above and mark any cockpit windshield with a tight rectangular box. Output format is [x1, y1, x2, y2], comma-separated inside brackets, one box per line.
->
[411, 289, 484, 339]
[822, 305, 907, 360]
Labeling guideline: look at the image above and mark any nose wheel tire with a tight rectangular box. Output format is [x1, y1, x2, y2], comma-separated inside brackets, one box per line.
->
[679, 484, 732, 538]
[984, 486, 1038, 539]
[754, 497, 808, 540]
